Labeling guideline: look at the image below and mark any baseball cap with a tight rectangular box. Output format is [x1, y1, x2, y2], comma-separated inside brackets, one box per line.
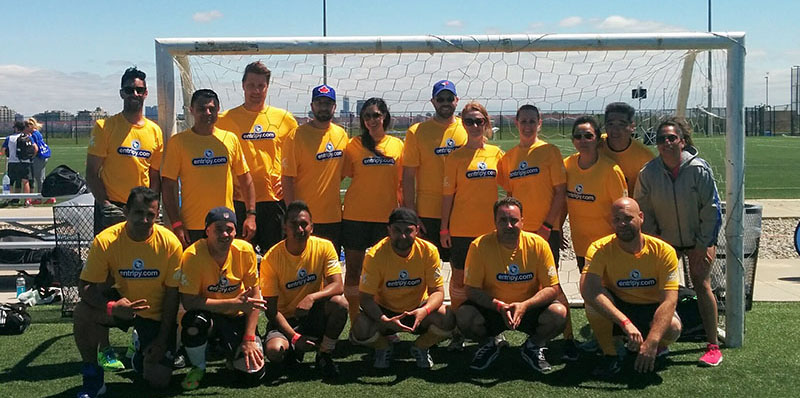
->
[312, 84, 336, 101]
[388, 207, 420, 226]
[432, 80, 457, 98]
[205, 206, 237, 228]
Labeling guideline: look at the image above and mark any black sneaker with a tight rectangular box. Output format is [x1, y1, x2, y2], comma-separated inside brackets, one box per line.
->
[470, 340, 503, 371]
[315, 352, 339, 378]
[592, 355, 622, 379]
[520, 342, 552, 374]
[561, 340, 580, 362]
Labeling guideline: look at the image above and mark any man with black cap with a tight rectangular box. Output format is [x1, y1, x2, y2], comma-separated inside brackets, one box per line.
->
[351, 207, 455, 369]
[176, 206, 268, 390]
[282, 84, 347, 251]
[260, 200, 348, 378]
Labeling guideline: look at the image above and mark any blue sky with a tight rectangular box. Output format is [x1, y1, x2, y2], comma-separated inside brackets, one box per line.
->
[1, 0, 797, 115]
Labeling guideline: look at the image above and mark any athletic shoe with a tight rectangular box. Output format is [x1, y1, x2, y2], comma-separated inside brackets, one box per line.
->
[45, 198, 57, 204]
[31, 199, 42, 205]
[520, 341, 552, 374]
[173, 353, 187, 369]
[592, 355, 622, 379]
[561, 340, 580, 362]
[470, 339, 505, 371]
[97, 348, 125, 371]
[446, 332, 465, 351]
[373, 347, 393, 369]
[284, 347, 303, 367]
[699, 343, 723, 367]
[77, 363, 106, 398]
[23, 199, 31, 207]
[410, 345, 433, 369]
[181, 366, 205, 391]
[316, 352, 339, 378]
[578, 339, 600, 353]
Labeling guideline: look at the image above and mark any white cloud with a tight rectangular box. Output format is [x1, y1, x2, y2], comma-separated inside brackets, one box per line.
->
[596, 15, 684, 33]
[445, 20, 463, 29]
[559, 16, 583, 28]
[193, 10, 223, 23]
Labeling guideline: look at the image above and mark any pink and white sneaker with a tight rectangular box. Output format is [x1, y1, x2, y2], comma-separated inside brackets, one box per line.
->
[699, 343, 723, 367]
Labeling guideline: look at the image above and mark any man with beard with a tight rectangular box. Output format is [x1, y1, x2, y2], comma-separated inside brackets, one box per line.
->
[73, 187, 183, 398]
[351, 207, 454, 369]
[162, 89, 257, 247]
[598, 102, 654, 193]
[456, 197, 566, 373]
[580, 197, 682, 378]
[260, 200, 348, 378]
[176, 207, 268, 390]
[217, 61, 298, 254]
[87, 67, 164, 236]
[282, 84, 347, 251]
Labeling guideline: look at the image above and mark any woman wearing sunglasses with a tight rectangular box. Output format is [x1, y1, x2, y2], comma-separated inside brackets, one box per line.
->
[564, 115, 628, 271]
[341, 97, 405, 322]
[634, 117, 723, 368]
[441, 101, 504, 310]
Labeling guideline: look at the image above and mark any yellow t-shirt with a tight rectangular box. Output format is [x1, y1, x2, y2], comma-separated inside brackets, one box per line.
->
[443, 144, 504, 237]
[564, 154, 628, 257]
[360, 237, 443, 313]
[464, 231, 559, 304]
[177, 239, 259, 316]
[281, 123, 348, 224]
[87, 113, 164, 203]
[217, 105, 298, 202]
[498, 140, 566, 232]
[342, 135, 404, 222]
[402, 118, 468, 219]
[584, 233, 680, 305]
[260, 236, 342, 318]
[161, 127, 249, 230]
[599, 136, 654, 193]
[81, 223, 183, 321]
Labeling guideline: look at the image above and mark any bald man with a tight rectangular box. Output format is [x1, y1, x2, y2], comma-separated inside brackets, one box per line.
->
[580, 197, 682, 378]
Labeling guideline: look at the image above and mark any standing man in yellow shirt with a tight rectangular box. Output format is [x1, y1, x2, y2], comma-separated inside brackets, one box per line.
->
[162, 89, 257, 247]
[86, 67, 164, 236]
[580, 197, 682, 378]
[598, 102, 654, 193]
[456, 197, 566, 373]
[402, 80, 467, 261]
[282, 84, 347, 251]
[217, 61, 298, 254]
[260, 200, 348, 379]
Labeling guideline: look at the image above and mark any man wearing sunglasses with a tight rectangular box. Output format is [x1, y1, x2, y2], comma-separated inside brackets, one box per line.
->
[402, 80, 467, 263]
[634, 117, 723, 368]
[599, 102, 654, 193]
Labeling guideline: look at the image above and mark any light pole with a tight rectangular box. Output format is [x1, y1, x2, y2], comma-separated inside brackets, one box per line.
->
[322, 0, 328, 85]
[765, 72, 769, 109]
[707, 0, 713, 135]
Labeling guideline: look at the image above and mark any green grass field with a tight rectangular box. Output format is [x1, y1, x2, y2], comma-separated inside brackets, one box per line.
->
[1, 303, 797, 397]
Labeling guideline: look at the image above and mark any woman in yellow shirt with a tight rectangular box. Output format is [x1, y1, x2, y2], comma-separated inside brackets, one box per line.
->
[441, 101, 504, 310]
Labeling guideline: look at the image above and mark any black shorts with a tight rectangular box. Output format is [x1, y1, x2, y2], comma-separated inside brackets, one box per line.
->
[93, 200, 126, 235]
[449, 236, 476, 270]
[419, 217, 450, 261]
[234, 200, 285, 255]
[461, 299, 546, 337]
[266, 298, 328, 341]
[547, 230, 561, 268]
[341, 220, 387, 251]
[313, 222, 342, 253]
[373, 303, 428, 335]
[8, 162, 32, 186]
[609, 292, 669, 338]
[187, 229, 206, 244]
[183, 310, 249, 356]
[576, 256, 586, 272]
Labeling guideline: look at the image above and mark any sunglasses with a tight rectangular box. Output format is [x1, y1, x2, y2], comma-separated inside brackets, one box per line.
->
[435, 96, 456, 103]
[362, 112, 383, 121]
[121, 86, 146, 95]
[572, 132, 596, 140]
[463, 118, 486, 127]
[656, 134, 681, 144]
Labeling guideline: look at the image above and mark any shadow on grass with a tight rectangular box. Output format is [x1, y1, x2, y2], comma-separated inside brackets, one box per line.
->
[0, 332, 80, 383]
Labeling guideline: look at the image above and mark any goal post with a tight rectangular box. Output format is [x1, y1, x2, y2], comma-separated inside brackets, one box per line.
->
[154, 32, 747, 347]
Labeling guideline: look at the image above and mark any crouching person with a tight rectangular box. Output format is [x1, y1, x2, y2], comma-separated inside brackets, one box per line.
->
[351, 207, 455, 369]
[260, 200, 348, 379]
[456, 197, 567, 373]
[73, 187, 182, 398]
[177, 207, 268, 390]
[580, 197, 682, 378]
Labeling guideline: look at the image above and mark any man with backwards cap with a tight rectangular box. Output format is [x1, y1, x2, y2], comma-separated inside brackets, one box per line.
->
[260, 200, 348, 378]
[175, 206, 268, 390]
[282, 84, 347, 252]
[351, 207, 455, 369]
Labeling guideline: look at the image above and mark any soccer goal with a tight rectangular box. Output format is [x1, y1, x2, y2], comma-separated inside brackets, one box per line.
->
[154, 32, 748, 346]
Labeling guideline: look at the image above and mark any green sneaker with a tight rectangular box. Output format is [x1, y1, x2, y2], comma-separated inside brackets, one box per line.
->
[182, 366, 205, 391]
[98, 347, 125, 371]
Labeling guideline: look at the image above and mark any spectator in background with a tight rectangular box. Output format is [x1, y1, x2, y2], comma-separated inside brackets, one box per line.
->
[24, 117, 54, 202]
[3, 121, 36, 206]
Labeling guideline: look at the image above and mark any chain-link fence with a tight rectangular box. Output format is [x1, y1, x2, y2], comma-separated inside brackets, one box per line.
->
[52, 194, 94, 317]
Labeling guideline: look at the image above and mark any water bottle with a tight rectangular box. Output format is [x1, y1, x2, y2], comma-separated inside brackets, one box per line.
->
[2, 174, 10, 194]
[16, 274, 26, 297]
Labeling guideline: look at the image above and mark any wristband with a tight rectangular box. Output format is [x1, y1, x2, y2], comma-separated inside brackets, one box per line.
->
[242, 335, 257, 342]
[440, 229, 449, 235]
[540, 224, 552, 232]
[171, 220, 183, 229]
[492, 299, 504, 313]
[621, 318, 632, 327]
[424, 306, 431, 316]
[106, 300, 115, 317]
[542, 221, 554, 230]
[246, 209, 257, 216]
[291, 333, 302, 346]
